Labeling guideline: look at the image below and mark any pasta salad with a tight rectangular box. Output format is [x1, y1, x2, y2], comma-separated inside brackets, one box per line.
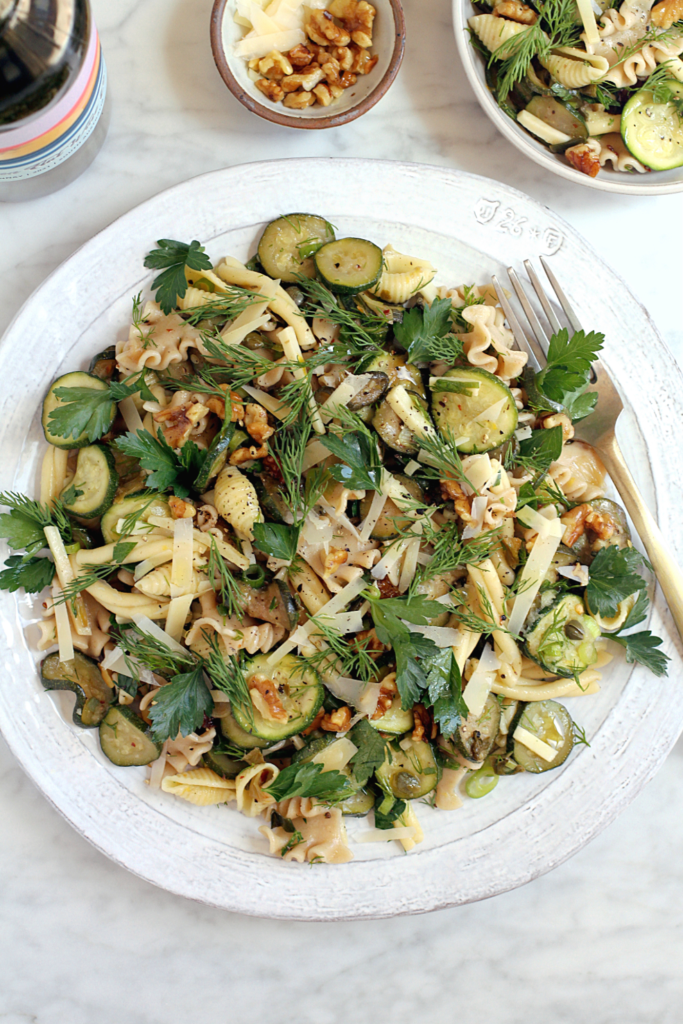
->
[0, 214, 668, 864]
[468, 0, 683, 177]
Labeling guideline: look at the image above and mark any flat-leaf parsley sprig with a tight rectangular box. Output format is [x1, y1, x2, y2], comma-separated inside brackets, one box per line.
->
[144, 238, 213, 315]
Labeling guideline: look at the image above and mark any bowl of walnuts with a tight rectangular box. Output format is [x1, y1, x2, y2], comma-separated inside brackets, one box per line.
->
[210, 0, 405, 128]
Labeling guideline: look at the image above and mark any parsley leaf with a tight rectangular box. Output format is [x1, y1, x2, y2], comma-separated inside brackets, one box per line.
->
[48, 374, 156, 445]
[586, 546, 647, 618]
[143, 239, 212, 314]
[265, 762, 352, 802]
[424, 648, 468, 737]
[394, 298, 462, 364]
[349, 718, 387, 787]
[367, 593, 440, 708]
[516, 425, 563, 472]
[252, 522, 299, 561]
[115, 673, 139, 697]
[561, 386, 598, 423]
[0, 510, 47, 555]
[374, 797, 407, 830]
[0, 491, 71, 554]
[376, 594, 447, 625]
[320, 429, 383, 492]
[534, 328, 604, 406]
[607, 630, 670, 677]
[147, 664, 213, 742]
[616, 589, 649, 632]
[0, 554, 55, 593]
[114, 430, 208, 495]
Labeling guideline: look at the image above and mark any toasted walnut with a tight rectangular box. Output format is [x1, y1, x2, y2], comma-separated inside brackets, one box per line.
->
[412, 704, 436, 742]
[321, 706, 352, 732]
[168, 496, 196, 520]
[249, 675, 287, 722]
[651, 0, 683, 27]
[258, 49, 293, 80]
[222, 388, 245, 422]
[585, 508, 616, 542]
[541, 411, 574, 442]
[329, 0, 376, 47]
[440, 478, 472, 521]
[355, 627, 388, 659]
[340, 70, 357, 88]
[329, 83, 345, 99]
[371, 672, 397, 720]
[302, 708, 325, 735]
[306, 9, 351, 47]
[287, 43, 315, 67]
[154, 398, 209, 448]
[229, 443, 268, 465]
[244, 402, 274, 444]
[492, 0, 537, 22]
[349, 43, 378, 74]
[321, 57, 342, 85]
[330, 45, 353, 70]
[313, 82, 333, 105]
[283, 89, 317, 108]
[248, 57, 260, 70]
[282, 67, 325, 92]
[565, 140, 601, 178]
[560, 504, 591, 547]
[255, 78, 285, 103]
[204, 395, 226, 419]
[322, 546, 348, 575]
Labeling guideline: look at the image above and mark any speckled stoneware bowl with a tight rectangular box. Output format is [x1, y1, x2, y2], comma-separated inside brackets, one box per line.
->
[210, 0, 405, 129]
[453, 0, 683, 195]
[0, 160, 681, 919]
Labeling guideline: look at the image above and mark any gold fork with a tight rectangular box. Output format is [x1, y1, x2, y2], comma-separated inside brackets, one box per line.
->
[491, 258, 683, 642]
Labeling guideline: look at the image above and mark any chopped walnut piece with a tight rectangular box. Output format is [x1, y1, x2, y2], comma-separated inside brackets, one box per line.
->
[340, 70, 357, 88]
[412, 704, 436, 742]
[651, 0, 683, 27]
[440, 478, 472, 521]
[258, 49, 293, 80]
[283, 89, 317, 108]
[321, 706, 352, 732]
[244, 402, 274, 444]
[329, 0, 376, 47]
[229, 443, 268, 465]
[313, 82, 333, 105]
[329, 83, 345, 99]
[282, 67, 325, 92]
[331, 45, 353, 70]
[287, 43, 315, 67]
[255, 78, 285, 103]
[168, 496, 196, 519]
[154, 398, 209, 448]
[305, 9, 351, 47]
[355, 627, 388, 659]
[565, 140, 601, 178]
[321, 57, 342, 85]
[322, 546, 348, 575]
[302, 708, 325, 735]
[249, 675, 287, 721]
[204, 395, 226, 418]
[349, 43, 378, 74]
[492, 0, 537, 22]
[371, 672, 397, 719]
[559, 504, 591, 547]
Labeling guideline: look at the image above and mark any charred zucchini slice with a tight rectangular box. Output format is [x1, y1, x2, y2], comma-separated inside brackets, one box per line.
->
[257, 213, 335, 283]
[232, 653, 324, 743]
[431, 367, 518, 453]
[254, 472, 294, 525]
[360, 352, 425, 396]
[88, 346, 117, 381]
[347, 371, 390, 410]
[100, 491, 170, 544]
[314, 237, 383, 295]
[453, 693, 501, 762]
[42, 371, 114, 450]
[41, 651, 113, 728]
[99, 706, 161, 766]
[238, 579, 298, 631]
[375, 738, 438, 799]
[372, 398, 418, 454]
[512, 699, 574, 773]
[194, 421, 235, 492]
[219, 709, 269, 749]
[523, 593, 601, 678]
[60, 444, 119, 520]
[525, 96, 587, 141]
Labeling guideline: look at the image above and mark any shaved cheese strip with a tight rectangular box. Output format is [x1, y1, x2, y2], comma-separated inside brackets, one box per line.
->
[324, 675, 376, 711]
[165, 593, 196, 642]
[507, 518, 563, 634]
[517, 110, 572, 146]
[44, 526, 90, 636]
[398, 536, 421, 592]
[516, 503, 558, 536]
[119, 396, 145, 435]
[356, 827, 417, 843]
[402, 624, 463, 647]
[52, 581, 74, 663]
[134, 551, 173, 581]
[403, 460, 420, 476]
[317, 496, 360, 540]
[462, 495, 487, 539]
[320, 374, 374, 422]
[132, 614, 189, 654]
[277, 326, 325, 435]
[312, 737, 358, 771]
[463, 454, 493, 494]
[476, 397, 507, 424]
[575, 0, 600, 48]
[241, 384, 292, 421]
[385, 384, 436, 439]
[234, 28, 304, 60]
[146, 516, 249, 570]
[513, 725, 558, 763]
[317, 610, 364, 633]
[463, 643, 500, 717]
[266, 575, 367, 666]
[358, 488, 387, 543]
[101, 645, 157, 685]
[371, 538, 409, 580]
[171, 516, 194, 598]
[301, 439, 330, 472]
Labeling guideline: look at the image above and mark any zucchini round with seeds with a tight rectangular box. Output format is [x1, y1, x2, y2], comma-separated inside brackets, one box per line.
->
[431, 367, 518, 453]
[99, 705, 161, 766]
[219, 709, 269, 749]
[41, 651, 113, 728]
[202, 750, 248, 778]
[257, 213, 335, 283]
[622, 81, 683, 171]
[375, 738, 438, 800]
[513, 699, 574, 773]
[100, 491, 170, 544]
[88, 346, 117, 381]
[314, 237, 383, 295]
[232, 653, 324, 743]
[42, 371, 114, 450]
[523, 593, 601, 678]
[360, 351, 425, 396]
[338, 786, 375, 816]
[194, 421, 235, 492]
[368, 697, 414, 735]
[347, 371, 390, 410]
[359, 474, 424, 540]
[60, 444, 119, 519]
[453, 692, 501, 762]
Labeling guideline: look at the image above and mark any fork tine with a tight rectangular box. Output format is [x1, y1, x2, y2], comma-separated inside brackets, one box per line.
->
[524, 260, 561, 335]
[540, 256, 583, 332]
[508, 267, 549, 358]
[491, 275, 543, 372]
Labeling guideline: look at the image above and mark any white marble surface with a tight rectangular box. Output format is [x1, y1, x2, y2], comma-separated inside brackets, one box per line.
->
[1, 0, 683, 1018]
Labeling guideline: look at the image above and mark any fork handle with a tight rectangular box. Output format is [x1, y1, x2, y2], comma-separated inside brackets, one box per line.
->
[599, 434, 683, 642]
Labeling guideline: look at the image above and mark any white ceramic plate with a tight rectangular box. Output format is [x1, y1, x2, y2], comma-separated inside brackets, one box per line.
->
[1, 159, 682, 920]
[452, 0, 683, 195]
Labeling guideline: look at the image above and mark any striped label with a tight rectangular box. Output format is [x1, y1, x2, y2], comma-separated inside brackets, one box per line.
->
[0, 20, 107, 182]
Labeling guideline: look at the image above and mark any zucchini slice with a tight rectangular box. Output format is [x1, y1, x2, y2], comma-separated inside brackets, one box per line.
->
[314, 237, 383, 295]
[368, 697, 414, 734]
[372, 399, 418, 454]
[523, 593, 602, 678]
[194, 421, 235, 492]
[99, 706, 161, 766]
[292, 735, 374, 815]
[42, 371, 114, 450]
[453, 693, 501, 762]
[100, 491, 170, 544]
[375, 738, 438, 799]
[359, 351, 425, 396]
[60, 445, 119, 520]
[254, 472, 294, 525]
[88, 346, 117, 382]
[41, 651, 113, 728]
[257, 213, 335, 283]
[622, 82, 683, 170]
[431, 367, 518, 453]
[512, 699, 574, 773]
[525, 96, 587, 142]
[232, 653, 324, 743]
[202, 750, 248, 778]
[338, 786, 375, 816]
[238, 579, 298, 631]
[219, 709, 269, 749]
[347, 371, 390, 410]
[359, 474, 424, 540]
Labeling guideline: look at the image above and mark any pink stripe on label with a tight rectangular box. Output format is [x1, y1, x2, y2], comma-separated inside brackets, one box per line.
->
[0, 21, 99, 150]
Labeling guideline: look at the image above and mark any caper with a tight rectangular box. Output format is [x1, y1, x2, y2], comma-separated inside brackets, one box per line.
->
[244, 331, 265, 350]
[564, 619, 585, 641]
[393, 771, 422, 799]
[285, 285, 305, 307]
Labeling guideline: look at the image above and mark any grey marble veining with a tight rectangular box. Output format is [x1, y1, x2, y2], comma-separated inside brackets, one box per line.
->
[1, 0, 683, 1019]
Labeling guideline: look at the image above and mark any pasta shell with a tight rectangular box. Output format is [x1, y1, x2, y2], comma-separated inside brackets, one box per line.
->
[468, 13, 530, 53]
[161, 768, 236, 806]
[369, 245, 436, 304]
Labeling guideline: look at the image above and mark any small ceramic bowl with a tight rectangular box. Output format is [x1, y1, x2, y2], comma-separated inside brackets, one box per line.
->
[210, 0, 405, 129]
[453, 0, 683, 195]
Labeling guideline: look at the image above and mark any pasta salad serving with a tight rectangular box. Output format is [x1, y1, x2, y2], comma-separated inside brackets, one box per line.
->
[467, 0, 683, 177]
[0, 214, 669, 864]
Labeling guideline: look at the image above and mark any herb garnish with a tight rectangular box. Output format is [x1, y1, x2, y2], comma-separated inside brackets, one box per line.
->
[114, 430, 208, 496]
[265, 762, 352, 802]
[143, 239, 212, 314]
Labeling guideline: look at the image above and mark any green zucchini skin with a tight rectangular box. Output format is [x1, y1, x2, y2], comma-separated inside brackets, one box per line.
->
[202, 750, 248, 778]
[219, 709, 269, 749]
[453, 693, 501, 762]
[524, 96, 587, 141]
[254, 472, 294, 525]
[347, 371, 389, 410]
[622, 82, 683, 170]
[512, 699, 574, 773]
[60, 444, 119, 520]
[41, 651, 113, 728]
[232, 653, 323, 742]
[314, 238, 383, 295]
[100, 491, 170, 544]
[238, 579, 298, 631]
[430, 367, 518, 453]
[99, 706, 161, 766]
[522, 593, 601, 678]
[360, 351, 425, 396]
[375, 738, 438, 800]
[367, 698, 414, 734]
[88, 346, 117, 381]
[372, 399, 418, 454]
[194, 421, 235, 492]
[257, 213, 335, 283]
[42, 371, 113, 450]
